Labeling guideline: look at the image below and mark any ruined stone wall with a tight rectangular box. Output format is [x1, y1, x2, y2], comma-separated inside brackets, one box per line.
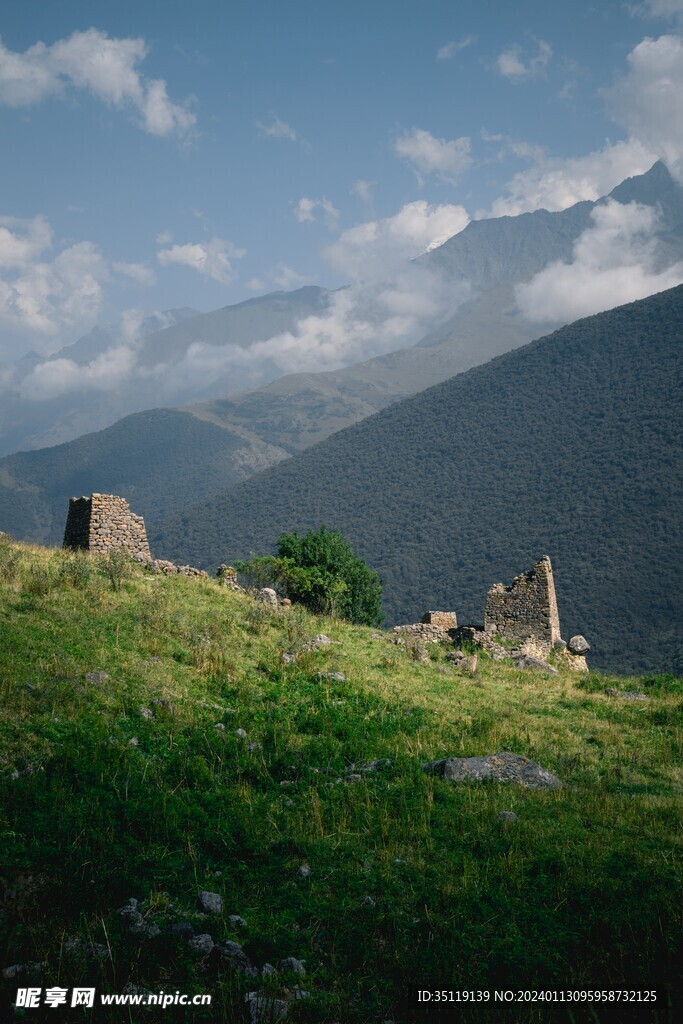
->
[484, 556, 561, 644]
[63, 493, 151, 560]
[420, 611, 457, 629]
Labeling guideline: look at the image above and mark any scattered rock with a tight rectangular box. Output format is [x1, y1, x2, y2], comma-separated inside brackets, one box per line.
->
[297, 863, 311, 878]
[245, 992, 289, 1024]
[64, 938, 109, 961]
[498, 811, 519, 823]
[229, 914, 247, 929]
[170, 922, 195, 941]
[281, 652, 297, 665]
[216, 564, 239, 588]
[85, 671, 110, 685]
[458, 654, 478, 675]
[514, 656, 558, 675]
[345, 773, 362, 782]
[261, 963, 277, 976]
[435, 665, 454, 674]
[139, 706, 154, 719]
[188, 933, 214, 955]
[128, 737, 139, 747]
[568, 635, 590, 655]
[150, 698, 174, 715]
[317, 671, 347, 682]
[257, 587, 279, 608]
[361, 896, 376, 907]
[2, 962, 42, 980]
[280, 598, 292, 608]
[214, 723, 225, 731]
[423, 752, 562, 790]
[605, 688, 648, 701]
[235, 728, 248, 739]
[216, 940, 257, 977]
[247, 741, 261, 752]
[197, 891, 222, 915]
[279, 957, 306, 975]
[359, 758, 391, 773]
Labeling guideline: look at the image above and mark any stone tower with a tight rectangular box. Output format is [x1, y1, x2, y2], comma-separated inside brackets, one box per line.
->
[484, 556, 561, 645]
[63, 493, 151, 560]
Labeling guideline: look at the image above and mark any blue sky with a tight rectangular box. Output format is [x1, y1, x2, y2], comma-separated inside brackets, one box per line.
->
[1, 0, 683, 361]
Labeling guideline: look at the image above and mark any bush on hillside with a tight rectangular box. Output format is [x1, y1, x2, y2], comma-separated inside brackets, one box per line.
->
[236, 525, 382, 626]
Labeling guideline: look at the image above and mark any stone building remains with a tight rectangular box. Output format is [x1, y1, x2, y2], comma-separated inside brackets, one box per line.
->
[484, 556, 561, 645]
[63, 493, 151, 560]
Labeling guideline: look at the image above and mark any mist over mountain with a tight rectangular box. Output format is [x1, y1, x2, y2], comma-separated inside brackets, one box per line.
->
[1, 164, 681, 468]
[155, 285, 683, 676]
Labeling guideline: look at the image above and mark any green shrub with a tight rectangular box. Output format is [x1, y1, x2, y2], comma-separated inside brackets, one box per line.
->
[237, 526, 382, 626]
[57, 552, 96, 590]
[97, 548, 134, 592]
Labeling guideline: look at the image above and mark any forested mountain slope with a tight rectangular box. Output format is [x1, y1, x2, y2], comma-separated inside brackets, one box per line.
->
[156, 286, 683, 675]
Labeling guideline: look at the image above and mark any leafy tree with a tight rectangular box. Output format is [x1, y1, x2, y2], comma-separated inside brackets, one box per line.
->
[236, 526, 382, 626]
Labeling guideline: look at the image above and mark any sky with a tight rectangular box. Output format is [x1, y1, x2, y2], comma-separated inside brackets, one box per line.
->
[1, 0, 683, 365]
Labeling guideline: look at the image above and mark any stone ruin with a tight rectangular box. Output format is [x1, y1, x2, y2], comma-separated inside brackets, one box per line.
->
[394, 556, 588, 670]
[63, 493, 150, 559]
[484, 556, 561, 645]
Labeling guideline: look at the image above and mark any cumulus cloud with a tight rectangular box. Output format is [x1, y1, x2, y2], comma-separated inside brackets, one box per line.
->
[605, 33, 683, 183]
[436, 35, 476, 61]
[294, 197, 339, 227]
[488, 138, 657, 216]
[256, 114, 297, 141]
[0, 215, 52, 269]
[20, 345, 139, 400]
[0, 239, 109, 339]
[516, 198, 683, 322]
[496, 39, 552, 81]
[0, 28, 195, 137]
[157, 237, 246, 284]
[393, 128, 472, 184]
[325, 200, 469, 278]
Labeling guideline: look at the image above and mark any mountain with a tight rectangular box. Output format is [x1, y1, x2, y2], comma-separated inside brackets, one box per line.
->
[0, 288, 331, 457]
[1, 164, 682, 560]
[154, 285, 683, 676]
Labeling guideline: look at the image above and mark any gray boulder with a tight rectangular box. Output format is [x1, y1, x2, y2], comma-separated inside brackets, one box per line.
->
[188, 933, 214, 955]
[567, 635, 590, 655]
[197, 891, 222, 914]
[245, 993, 289, 1023]
[514, 656, 558, 675]
[423, 752, 562, 789]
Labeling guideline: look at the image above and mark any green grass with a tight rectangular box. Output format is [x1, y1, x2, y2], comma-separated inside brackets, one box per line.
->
[0, 539, 681, 1023]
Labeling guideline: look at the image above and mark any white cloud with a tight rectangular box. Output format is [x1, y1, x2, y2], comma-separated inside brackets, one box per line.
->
[436, 35, 476, 61]
[636, 1, 683, 19]
[246, 277, 266, 292]
[351, 179, 375, 202]
[325, 200, 469, 278]
[393, 128, 472, 184]
[256, 115, 297, 141]
[272, 264, 314, 289]
[0, 215, 52, 269]
[0, 28, 195, 137]
[157, 237, 246, 284]
[0, 239, 109, 340]
[516, 198, 683, 322]
[294, 196, 339, 227]
[488, 138, 657, 216]
[112, 261, 155, 285]
[155, 230, 173, 245]
[605, 33, 683, 183]
[496, 39, 552, 81]
[20, 345, 138, 400]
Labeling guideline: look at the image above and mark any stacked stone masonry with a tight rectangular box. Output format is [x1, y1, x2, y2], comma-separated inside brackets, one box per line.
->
[420, 611, 458, 629]
[63, 493, 151, 560]
[484, 556, 561, 645]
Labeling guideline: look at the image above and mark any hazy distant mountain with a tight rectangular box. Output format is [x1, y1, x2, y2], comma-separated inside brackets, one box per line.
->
[155, 286, 683, 676]
[0, 288, 331, 457]
[1, 164, 682, 567]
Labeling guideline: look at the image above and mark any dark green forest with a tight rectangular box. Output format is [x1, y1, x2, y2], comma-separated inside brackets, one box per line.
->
[156, 286, 683, 675]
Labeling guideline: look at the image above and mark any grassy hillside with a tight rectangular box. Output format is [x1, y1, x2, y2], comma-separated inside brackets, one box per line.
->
[156, 286, 683, 677]
[0, 538, 681, 1022]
